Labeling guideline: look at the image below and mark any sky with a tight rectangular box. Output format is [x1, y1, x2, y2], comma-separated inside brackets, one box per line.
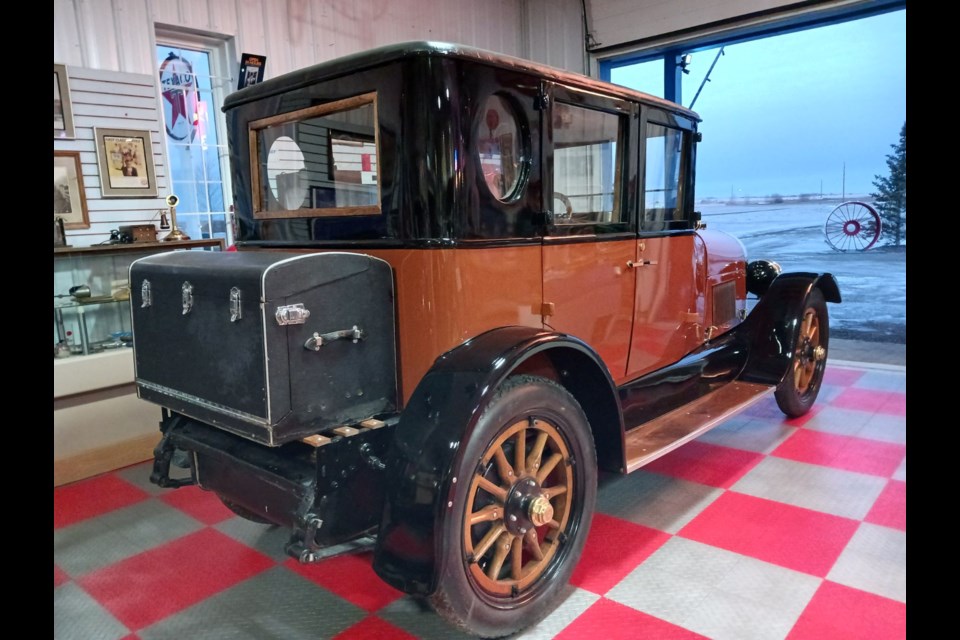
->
[609, 8, 906, 200]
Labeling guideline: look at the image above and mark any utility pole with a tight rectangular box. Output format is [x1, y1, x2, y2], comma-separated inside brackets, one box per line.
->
[842, 162, 846, 201]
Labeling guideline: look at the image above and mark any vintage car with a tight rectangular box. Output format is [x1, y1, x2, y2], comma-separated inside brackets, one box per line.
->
[130, 41, 839, 638]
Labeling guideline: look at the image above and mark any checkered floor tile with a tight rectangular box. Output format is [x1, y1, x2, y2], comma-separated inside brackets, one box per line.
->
[54, 363, 906, 640]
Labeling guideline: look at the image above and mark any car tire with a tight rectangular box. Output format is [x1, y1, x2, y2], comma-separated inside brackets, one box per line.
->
[428, 374, 597, 638]
[775, 287, 829, 417]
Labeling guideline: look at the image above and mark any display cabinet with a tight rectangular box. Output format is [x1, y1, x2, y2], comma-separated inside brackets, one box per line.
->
[54, 239, 223, 486]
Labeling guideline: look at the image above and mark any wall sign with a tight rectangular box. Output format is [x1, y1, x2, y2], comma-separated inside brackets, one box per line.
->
[159, 52, 200, 142]
[238, 53, 267, 90]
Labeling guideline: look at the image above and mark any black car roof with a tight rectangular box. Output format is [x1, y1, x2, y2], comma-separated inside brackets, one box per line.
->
[222, 40, 700, 122]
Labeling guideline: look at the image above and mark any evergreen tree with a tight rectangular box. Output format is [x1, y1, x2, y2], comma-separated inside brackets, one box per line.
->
[870, 122, 906, 246]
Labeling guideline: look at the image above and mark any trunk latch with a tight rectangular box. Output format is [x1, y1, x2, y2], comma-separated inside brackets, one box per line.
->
[275, 303, 311, 325]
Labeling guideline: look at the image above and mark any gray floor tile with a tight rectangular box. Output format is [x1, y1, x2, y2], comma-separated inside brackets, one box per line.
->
[813, 383, 845, 404]
[54, 582, 130, 640]
[853, 370, 907, 393]
[139, 566, 365, 639]
[380, 596, 479, 640]
[732, 457, 887, 520]
[802, 406, 875, 437]
[695, 414, 796, 454]
[54, 499, 203, 576]
[827, 522, 906, 603]
[215, 517, 297, 563]
[514, 586, 599, 639]
[861, 412, 907, 445]
[608, 537, 821, 640]
[596, 471, 722, 534]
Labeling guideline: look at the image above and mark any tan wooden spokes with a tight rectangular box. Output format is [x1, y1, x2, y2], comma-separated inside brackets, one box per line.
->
[794, 307, 823, 393]
[463, 418, 574, 596]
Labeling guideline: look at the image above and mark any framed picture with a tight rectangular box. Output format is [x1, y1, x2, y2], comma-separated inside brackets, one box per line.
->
[93, 127, 158, 197]
[238, 53, 266, 90]
[54, 63, 75, 139]
[54, 151, 89, 229]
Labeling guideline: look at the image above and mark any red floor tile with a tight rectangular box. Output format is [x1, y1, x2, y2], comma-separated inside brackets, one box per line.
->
[332, 616, 417, 640]
[771, 430, 906, 477]
[830, 388, 906, 416]
[159, 485, 236, 525]
[864, 479, 906, 531]
[823, 367, 865, 387]
[55, 564, 69, 588]
[678, 492, 859, 577]
[54, 474, 150, 529]
[77, 528, 274, 631]
[787, 580, 906, 640]
[556, 598, 710, 640]
[570, 513, 671, 595]
[286, 550, 403, 612]
[643, 441, 764, 489]
[783, 403, 823, 427]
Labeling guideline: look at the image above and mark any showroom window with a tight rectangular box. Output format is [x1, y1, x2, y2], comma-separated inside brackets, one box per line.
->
[156, 41, 233, 245]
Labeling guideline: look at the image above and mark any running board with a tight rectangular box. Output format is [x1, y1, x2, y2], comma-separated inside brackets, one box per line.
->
[623, 381, 774, 473]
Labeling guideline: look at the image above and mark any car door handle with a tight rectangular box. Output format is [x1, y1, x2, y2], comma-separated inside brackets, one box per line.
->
[627, 260, 658, 268]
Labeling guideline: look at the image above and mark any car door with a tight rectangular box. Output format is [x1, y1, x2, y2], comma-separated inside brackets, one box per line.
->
[625, 108, 707, 379]
[540, 84, 638, 382]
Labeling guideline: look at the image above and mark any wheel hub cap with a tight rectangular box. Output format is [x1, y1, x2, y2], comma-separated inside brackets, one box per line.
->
[528, 495, 554, 527]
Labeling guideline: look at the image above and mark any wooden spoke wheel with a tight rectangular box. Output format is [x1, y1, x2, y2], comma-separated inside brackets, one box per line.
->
[429, 375, 596, 638]
[775, 288, 829, 417]
[464, 417, 574, 595]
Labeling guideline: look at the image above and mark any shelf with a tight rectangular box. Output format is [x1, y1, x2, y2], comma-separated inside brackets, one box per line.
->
[54, 238, 224, 257]
[55, 296, 129, 309]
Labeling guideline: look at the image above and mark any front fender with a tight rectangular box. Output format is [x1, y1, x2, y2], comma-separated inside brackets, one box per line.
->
[739, 272, 840, 386]
[371, 326, 619, 595]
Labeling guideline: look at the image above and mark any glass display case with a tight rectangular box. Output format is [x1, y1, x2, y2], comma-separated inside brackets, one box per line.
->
[54, 239, 223, 358]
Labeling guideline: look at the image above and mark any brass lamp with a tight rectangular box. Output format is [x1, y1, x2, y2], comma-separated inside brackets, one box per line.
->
[162, 193, 191, 241]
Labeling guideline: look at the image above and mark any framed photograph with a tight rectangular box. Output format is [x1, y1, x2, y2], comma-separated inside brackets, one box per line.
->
[54, 63, 75, 139]
[93, 127, 158, 197]
[54, 151, 89, 229]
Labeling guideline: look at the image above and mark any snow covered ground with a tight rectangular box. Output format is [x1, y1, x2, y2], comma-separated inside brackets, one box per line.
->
[699, 199, 906, 343]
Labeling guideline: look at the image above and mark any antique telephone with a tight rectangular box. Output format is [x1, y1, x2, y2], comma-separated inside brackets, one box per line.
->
[162, 193, 191, 241]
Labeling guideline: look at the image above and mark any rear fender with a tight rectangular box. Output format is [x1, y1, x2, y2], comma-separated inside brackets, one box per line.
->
[371, 326, 621, 595]
[739, 272, 840, 386]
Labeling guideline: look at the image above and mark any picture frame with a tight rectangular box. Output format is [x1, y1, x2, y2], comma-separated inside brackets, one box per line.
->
[93, 127, 158, 197]
[54, 151, 89, 229]
[54, 63, 75, 139]
[238, 53, 267, 90]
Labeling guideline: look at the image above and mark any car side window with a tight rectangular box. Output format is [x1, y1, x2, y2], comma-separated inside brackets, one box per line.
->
[552, 102, 625, 226]
[642, 122, 689, 231]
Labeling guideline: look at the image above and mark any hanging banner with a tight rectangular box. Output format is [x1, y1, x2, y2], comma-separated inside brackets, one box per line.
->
[238, 53, 267, 90]
[159, 52, 200, 142]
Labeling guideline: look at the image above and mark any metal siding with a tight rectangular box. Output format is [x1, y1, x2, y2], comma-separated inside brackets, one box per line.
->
[207, 0, 239, 36]
[151, 0, 182, 25]
[75, 0, 121, 70]
[115, 0, 154, 75]
[54, 0, 85, 66]
[524, 0, 585, 74]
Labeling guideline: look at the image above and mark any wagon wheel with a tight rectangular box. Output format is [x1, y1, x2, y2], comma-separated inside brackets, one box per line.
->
[824, 201, 882, 251]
